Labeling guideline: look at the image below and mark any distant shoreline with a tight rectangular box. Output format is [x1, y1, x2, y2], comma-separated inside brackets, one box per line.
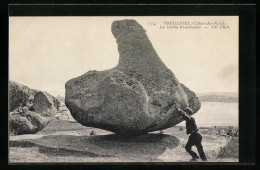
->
[197, 92, 238, 103]
[199, 101, 238, 103]
[57, 92, 239, 103]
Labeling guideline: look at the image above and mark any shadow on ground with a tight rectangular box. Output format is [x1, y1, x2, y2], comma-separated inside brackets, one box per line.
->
[10, 133, 180, 161]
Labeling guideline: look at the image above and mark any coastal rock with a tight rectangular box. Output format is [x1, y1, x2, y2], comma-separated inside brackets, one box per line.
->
[9, 81, 60, 135]
[9, 111, 50, 135]
[65, 19, 201, 135]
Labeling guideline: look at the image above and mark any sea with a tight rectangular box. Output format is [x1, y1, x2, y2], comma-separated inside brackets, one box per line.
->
[177, 102, 239, 127]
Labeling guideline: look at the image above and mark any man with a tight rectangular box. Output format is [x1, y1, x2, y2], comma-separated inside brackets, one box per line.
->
[175, 103, 207, 161]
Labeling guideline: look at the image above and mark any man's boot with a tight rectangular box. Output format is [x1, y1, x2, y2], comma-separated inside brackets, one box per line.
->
[201, 157, 208, 161]
[190, 156, 199, 161]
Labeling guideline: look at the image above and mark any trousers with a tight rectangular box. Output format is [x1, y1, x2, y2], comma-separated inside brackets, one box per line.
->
[185, 132, 207, 160]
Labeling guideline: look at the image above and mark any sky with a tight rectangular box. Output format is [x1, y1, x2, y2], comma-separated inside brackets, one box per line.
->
[9, 16, 238, 97]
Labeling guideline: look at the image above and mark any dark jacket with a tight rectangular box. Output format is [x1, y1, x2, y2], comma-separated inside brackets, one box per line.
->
[180, 110, 198, 135]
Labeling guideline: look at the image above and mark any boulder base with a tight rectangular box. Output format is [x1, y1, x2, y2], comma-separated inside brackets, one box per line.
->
[9, 111, 50, 135]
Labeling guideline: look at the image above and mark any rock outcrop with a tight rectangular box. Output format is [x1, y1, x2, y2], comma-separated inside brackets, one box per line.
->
[9, 81, 60, 135]
[65, 19, 200, 135]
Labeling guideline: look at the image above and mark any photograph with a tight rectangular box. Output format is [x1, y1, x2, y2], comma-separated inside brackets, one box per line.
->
[9, 16, 239, 163]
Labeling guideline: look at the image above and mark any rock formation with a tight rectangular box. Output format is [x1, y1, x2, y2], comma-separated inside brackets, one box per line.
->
[9, 81, 60, 135]
[65, 19, 201, 135]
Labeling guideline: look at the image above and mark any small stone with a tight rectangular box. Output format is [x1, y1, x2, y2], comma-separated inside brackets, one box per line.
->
[90, 131, 96, 136]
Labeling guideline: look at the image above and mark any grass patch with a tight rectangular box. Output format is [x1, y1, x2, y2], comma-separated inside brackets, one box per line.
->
[218, 137, 238, 158]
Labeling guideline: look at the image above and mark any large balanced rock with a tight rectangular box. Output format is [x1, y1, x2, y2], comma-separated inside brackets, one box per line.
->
[65, 19, 201, 135]
[9, 81, 60, 135]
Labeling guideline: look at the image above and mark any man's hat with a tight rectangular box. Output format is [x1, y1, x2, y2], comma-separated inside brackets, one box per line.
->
[183, 107, 193, 115]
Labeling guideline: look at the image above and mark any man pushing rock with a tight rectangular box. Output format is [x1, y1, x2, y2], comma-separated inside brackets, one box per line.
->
[175, 103, 207, 161]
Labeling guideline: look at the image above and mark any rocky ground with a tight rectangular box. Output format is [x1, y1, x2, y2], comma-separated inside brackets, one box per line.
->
[9, 117, 238, 163]
[53, 101, 76, 122]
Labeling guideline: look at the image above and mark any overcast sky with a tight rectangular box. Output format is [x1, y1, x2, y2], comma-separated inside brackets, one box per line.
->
[9, 16, 238, 97]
